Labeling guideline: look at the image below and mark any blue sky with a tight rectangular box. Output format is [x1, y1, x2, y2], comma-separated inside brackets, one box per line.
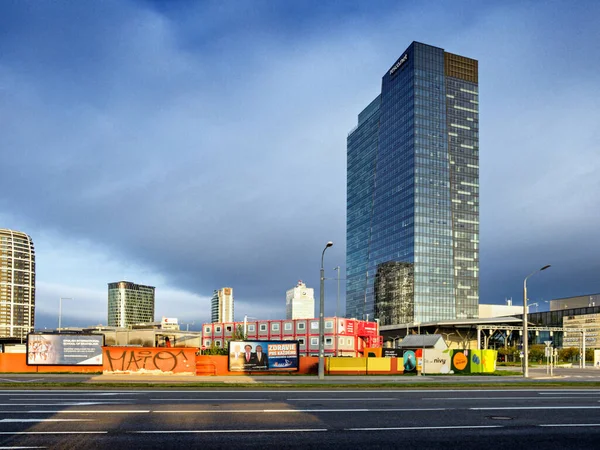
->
[1, 0, 599, 329]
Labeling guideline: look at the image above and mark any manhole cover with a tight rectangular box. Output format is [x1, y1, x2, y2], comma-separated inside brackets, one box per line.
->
[488, 416, 513, 421]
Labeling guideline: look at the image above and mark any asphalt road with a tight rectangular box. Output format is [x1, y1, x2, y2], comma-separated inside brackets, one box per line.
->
[1, 365, 600, 385]
[1, 387, 600, 449]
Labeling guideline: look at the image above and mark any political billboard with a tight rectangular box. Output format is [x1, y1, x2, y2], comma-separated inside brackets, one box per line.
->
[27, 334, 104, 365]
[228, 340, 299, 372]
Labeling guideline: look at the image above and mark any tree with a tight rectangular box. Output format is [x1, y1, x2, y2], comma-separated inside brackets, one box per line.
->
[232, 324, 247, 341]
[203, 342, 228, 356]
[528, 344, 545, 364]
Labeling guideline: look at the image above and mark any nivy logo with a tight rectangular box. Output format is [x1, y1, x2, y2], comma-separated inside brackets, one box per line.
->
[389, 53, 408, 75]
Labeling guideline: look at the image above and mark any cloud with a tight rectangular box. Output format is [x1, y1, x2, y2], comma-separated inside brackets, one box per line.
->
[0, 0, 599, 329]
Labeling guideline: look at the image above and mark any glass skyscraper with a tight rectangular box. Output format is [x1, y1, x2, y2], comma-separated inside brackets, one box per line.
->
[346, 42, 479, 326]
[108, 281, 155, 327]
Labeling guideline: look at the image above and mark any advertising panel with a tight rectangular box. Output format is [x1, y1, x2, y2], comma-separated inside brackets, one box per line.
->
[27, 334, 104, 366]
[228, 340, 299, 372]
[422, 349, 451, 374]
[357, 321, 378, 336]
[382, 348, 403, 358]
[450, 349, 471, 374]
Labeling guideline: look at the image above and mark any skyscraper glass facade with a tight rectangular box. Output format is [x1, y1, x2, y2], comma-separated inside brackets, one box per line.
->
[346, 42, 479, 326]
[107, 281, 155, 327]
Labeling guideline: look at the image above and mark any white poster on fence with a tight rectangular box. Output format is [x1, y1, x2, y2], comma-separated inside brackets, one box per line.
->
[422, 349, 451, 374]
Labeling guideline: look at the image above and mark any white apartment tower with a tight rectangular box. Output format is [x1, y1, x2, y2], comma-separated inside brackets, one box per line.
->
[0, 229, 35, 340]
[286, 281, 315, 320]
[211, 287, 234, 323]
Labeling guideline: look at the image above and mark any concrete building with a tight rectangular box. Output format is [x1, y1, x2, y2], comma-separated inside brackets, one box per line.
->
[347, 42, 479, 326]
[203, 317, 381, 357]
[107, 281, 155, 327]
[211, 287, 234, 323]
[0, 229, 35, 340]
[286, 281, 315, 320]
[479, 303, 523, 318]
[550, 293, 600, 311]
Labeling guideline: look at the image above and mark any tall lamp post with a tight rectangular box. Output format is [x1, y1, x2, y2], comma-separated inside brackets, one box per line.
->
[319, 241, 334, 380]
[523, 264, 551, 378]
[58, 297, 73, 331]
[333, 266, 341, 317]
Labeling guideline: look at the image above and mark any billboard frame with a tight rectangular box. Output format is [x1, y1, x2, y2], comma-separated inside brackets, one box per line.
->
[228, 340, 300, 372]
[26, 333, 105, 366]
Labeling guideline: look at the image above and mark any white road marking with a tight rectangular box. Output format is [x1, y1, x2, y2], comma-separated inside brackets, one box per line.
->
[131, 429, 327, 434]
[149, 398, 271, 401]
[471, 406, 600, 410]
[540, 424, 600, 427]
[287, 398, 401, 401]
[0, 447, 46, 449]
[0, 419, 93, 423]
[425, 397, 577, 401]
[348, 425, 503, 431]
[538, 392, 600, 395]
[0, 393, 132, 396]
[10, 399, 128, 402]
[24, 410, 149, 414]
[156, 408, 448, 413]
[0, 432, 107, 435]
[0, 403, 124, 406]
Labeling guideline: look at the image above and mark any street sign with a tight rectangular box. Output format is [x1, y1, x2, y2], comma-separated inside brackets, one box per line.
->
[544, 340, 552, 347]
[545, 347, 553, 357]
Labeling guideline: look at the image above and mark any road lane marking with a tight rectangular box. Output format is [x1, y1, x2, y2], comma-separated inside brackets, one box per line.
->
[0, 419, 94, 423]
[348, 426, 503, 431]
[538, 392, 600, 395]
[0, 403, 126, 406]
[24, 410, 149, 414]
[0, 447, 46, 449]
[9, 399, 129, 402]
[425, 397, 578, 401]
[0, 393, 134, 396]
[155, 408, 449, 413]
[131, 429, 327, 434]
[540, 424, 600, 427]
[471, 406, 600, 410]
[0, 432, 107, 435]
[149, 398, 271, 401]
[287, 398, 401, 401]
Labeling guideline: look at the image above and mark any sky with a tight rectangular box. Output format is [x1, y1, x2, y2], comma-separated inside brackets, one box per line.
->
[1, 0, 599, 330]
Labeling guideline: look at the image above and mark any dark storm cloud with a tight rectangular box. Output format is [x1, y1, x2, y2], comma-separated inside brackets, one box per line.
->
[1, 1, 599, 324]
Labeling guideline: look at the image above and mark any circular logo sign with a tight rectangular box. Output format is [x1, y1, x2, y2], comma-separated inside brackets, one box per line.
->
[453, 352, 468, 371]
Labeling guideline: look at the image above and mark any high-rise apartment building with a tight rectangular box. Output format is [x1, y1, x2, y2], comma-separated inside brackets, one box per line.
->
[211, 287, 234, 323]
[347, 42, 479, 326]
[286, 281, 315, 320]
[0, 229, 35, 339]
[107, 281, 155, 327]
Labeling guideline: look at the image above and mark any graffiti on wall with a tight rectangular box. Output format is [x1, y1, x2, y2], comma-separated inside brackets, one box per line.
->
[103, 348, 195, 373]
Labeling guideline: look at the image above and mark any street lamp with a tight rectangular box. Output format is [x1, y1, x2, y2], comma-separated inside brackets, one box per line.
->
[523, 264, 551, 378]
[318, 241, 333, 380]
[333, 266, 341, 317]
[58, 297, 73, 331]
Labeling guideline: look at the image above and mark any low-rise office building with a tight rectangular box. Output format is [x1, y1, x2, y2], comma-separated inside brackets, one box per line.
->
[202, 317, 381, 357]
